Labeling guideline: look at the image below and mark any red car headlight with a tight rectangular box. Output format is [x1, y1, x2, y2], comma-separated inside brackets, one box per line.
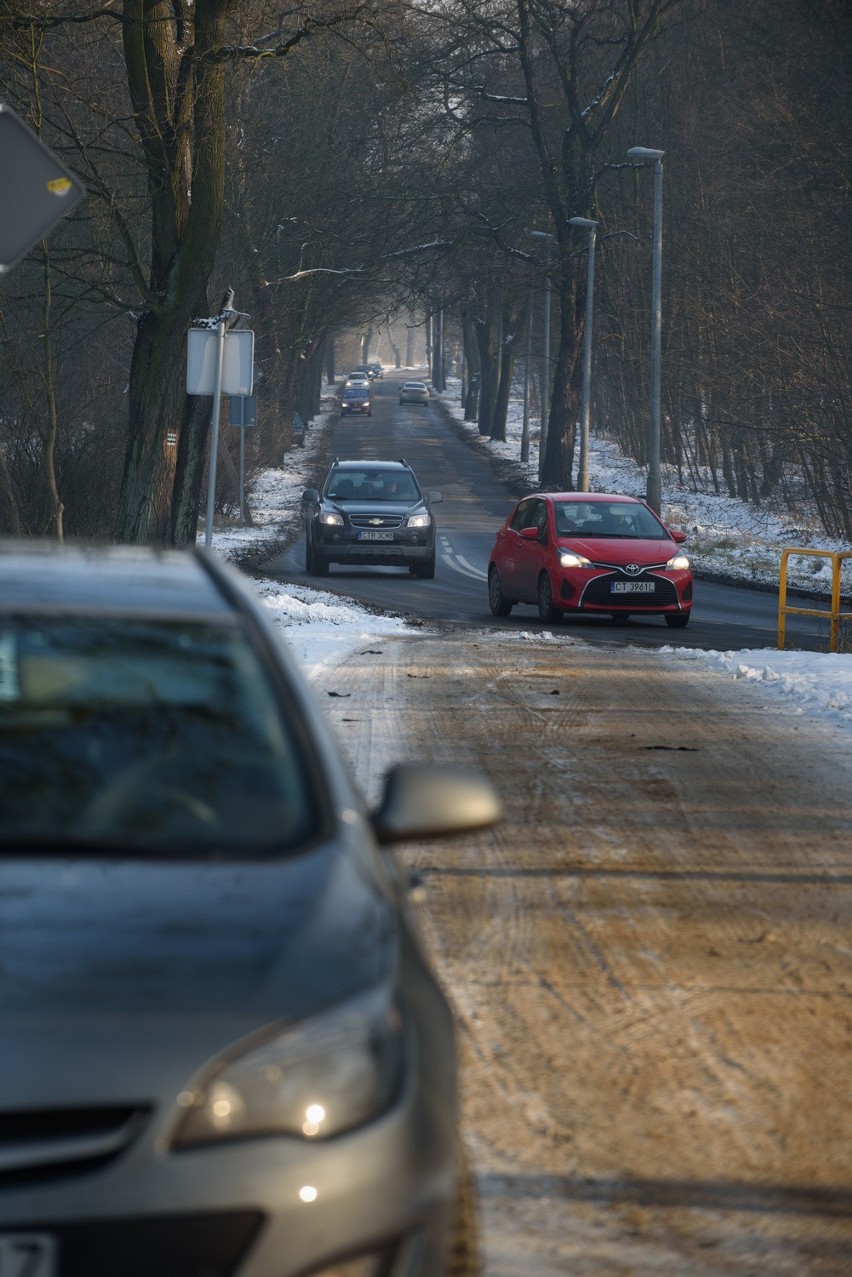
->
[558, 551, 593, 569]
[665, 553, 690, 570]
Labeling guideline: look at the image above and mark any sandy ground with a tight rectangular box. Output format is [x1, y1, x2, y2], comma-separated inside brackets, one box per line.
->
[314, 627, 852, 1276]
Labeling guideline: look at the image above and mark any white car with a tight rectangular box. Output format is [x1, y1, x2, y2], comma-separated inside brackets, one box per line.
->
[399, 381, 429, 407]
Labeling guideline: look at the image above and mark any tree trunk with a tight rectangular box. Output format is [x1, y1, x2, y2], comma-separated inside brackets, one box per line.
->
[115, 0, 236, 545]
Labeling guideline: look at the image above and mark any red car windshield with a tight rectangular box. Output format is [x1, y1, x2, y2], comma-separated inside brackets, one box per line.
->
[555, 502, 667, 539]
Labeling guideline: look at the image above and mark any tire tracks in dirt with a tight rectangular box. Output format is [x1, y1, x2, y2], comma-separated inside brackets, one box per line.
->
[314, 627, 852, 1274]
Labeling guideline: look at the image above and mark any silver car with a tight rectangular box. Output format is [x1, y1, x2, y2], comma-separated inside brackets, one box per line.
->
[398, 381, 430, 407]
[0, 541, 500, 1277]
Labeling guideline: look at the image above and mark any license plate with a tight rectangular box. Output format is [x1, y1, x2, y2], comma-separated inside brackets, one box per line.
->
[0, 1234, 57, 1277]
[611, 581, 654, 593]
[358, 530, 394, 541]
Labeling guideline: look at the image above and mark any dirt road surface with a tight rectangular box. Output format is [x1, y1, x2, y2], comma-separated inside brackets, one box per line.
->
[313, 627, 852, 1275]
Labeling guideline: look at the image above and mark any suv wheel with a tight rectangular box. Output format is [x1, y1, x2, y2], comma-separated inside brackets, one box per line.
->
[412, 548, 436, 579]
[310, 545, 329, 577]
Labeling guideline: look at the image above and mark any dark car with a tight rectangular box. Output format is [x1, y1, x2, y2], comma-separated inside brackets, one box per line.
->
[340, 385, 372, 417]
[0, 540, 500, 1277]
[368, 361, 383, 380]
[488, 491, 693, 626]
[303, 459, 442, 579]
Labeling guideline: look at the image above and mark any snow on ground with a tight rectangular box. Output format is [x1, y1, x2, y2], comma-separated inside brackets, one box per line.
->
[203, 372, 852, 735]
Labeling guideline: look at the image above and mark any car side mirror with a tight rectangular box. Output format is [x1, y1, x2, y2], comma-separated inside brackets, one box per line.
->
[427, 491, 443, 505]
[371, 763, 502, 846]
[670, 529, 687, 544]
[519, 526, 541, 541]
[302, 488, 319, 503]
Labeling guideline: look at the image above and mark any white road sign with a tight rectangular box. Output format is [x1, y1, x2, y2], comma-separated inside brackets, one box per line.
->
[186, 329, 255, 396]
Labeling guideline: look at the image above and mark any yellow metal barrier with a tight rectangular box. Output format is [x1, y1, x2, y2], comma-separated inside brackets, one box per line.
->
[778, 548, 852, 650]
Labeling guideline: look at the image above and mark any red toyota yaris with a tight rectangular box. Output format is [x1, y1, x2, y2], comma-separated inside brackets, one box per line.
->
[488, 491, 693, 627]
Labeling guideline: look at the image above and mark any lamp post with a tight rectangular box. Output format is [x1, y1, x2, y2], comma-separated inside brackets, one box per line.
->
[530, 230, 554, 482]
[568, 216, 598, 492]
[627, 146, 664, 515]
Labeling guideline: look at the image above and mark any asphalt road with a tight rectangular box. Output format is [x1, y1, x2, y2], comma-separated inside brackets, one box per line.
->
[263, 373, 830, 652]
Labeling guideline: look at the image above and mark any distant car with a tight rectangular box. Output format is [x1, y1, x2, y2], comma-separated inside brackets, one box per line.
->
[303, 458, 442, 578]
[340, 385, 372, 417]
[399, 381, 429, 407]
[368, 361, 383, 379]
[0, 539, 500, 1277]
[487, 491, 693, 626]
[353, 363, 379, 381]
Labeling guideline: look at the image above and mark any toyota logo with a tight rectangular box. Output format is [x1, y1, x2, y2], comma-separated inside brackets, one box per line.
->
[625, 563, 641, 575]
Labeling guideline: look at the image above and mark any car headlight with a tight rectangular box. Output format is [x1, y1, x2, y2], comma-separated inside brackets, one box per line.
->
[559, 551, 593, 569]
[666, 553, 690, 570]
[320, 512, 344, 527]
[407, 513, 430, 528]
[172, 990, 405, 1147]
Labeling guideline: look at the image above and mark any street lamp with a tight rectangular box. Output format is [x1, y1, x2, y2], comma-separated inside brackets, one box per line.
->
[568, 216, 598, 492]
[627, 146, 665, 514]
[530, 229, 554, 482]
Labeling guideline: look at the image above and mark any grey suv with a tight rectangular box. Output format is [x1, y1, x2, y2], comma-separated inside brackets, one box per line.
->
[0, 540, 499, 1277]
[303, 459, 442, 579]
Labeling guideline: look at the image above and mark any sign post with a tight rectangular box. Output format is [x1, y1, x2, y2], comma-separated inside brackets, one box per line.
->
[229, 395, 257, 526]
[187, 326, 254, 547]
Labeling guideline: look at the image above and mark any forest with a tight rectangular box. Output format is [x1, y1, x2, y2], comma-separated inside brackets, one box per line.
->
[0, 0, 849, 544]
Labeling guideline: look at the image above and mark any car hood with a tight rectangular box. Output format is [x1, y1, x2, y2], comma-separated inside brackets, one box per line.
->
[0, 843, 398, 1106]
[557, 534, 676, 566]
[0, 841, 394, 1023]
[334, 500, 423, 518]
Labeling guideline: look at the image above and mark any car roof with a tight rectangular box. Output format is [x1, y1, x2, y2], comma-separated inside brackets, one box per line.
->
[403, 380, 426, 387]
[332, 459, 411, 473]
[0, 541, 236, 618]
[533, 492, 645, 505]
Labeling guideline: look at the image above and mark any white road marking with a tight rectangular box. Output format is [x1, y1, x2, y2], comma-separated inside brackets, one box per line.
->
[439, 537, 488, 582]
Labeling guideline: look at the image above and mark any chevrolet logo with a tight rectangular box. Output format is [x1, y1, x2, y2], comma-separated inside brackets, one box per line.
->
[369, 518, 384, 526]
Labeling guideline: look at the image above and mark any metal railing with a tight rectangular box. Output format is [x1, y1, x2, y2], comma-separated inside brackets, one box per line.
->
[778, 548, 852, 650]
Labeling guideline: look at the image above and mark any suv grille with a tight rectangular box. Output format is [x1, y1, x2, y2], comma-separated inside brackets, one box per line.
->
[349, 515, 404, 529]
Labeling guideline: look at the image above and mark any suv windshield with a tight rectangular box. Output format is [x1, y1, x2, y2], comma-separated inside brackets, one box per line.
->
[0, 618, 319, 857]
[327, 471, 421, 502]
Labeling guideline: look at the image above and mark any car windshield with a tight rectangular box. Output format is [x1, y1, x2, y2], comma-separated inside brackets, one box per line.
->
[0, 617, 320, 858]
[554, 501, 667, 539]
[327, 471, 421, 502]
[343, 388, 368, 398]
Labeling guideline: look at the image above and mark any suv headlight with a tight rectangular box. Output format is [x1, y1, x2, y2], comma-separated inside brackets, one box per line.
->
[172, 990, 404, 1147]
[559, 551, 593, 569]
[320, 511, 344, 527]
[407, 513, 430, 528]
[666, 553, 690, 570]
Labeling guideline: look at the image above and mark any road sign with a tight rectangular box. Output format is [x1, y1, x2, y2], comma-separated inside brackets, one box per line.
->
[0, 102, 86, 274]
[230, 395, 257, 427]
[186, 328, 254, 396]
